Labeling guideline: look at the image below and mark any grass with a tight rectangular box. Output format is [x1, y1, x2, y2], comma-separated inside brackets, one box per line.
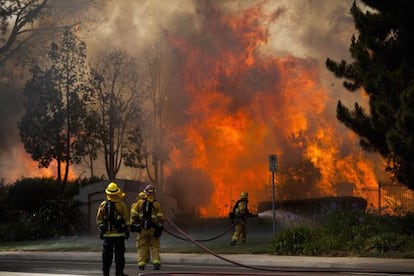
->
[1, 212, 413, 258]
[0, 218, 274, 254]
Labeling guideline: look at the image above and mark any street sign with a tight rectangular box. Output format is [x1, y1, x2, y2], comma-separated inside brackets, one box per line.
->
[269, 154, 278, 172]
[268, 154, 278, 236]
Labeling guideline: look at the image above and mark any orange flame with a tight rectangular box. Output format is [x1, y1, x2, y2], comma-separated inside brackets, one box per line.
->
[164, 3, 380, 217]
[8, 146, 77, 183]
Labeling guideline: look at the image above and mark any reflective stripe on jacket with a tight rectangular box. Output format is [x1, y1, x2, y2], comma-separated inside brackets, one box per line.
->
[96, 195, 130, 237]
[130, 199, 163, 225]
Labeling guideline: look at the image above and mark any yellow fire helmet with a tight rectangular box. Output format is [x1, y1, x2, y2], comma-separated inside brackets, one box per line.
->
[240, 192, 248, 199]
[105, 182, 121, 195]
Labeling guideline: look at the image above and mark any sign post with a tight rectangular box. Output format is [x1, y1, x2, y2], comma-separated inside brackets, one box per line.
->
[269, 154, 278, 236]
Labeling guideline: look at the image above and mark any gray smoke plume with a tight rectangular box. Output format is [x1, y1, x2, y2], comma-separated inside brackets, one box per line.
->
[1, 1, 380, 207]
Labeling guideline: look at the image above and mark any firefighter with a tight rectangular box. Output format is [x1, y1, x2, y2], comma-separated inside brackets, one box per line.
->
[229, 192, 257, 246]
[129, 191, 150, 264]
[130, 184, 164, 270]
[138, 191, 146, 200]
[96, 182, 130, 276]
[131, 191, 146, 209]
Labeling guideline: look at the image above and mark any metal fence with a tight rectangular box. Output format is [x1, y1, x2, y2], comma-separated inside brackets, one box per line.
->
[354, 183, 414, 215]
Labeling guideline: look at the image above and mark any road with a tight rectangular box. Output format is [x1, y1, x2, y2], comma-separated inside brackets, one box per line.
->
[0, 257, 336, 275]
[1, 252, 414, 276]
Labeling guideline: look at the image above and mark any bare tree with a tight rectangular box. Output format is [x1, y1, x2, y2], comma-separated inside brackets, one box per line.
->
[0, 0, 97, 78]
[142, 41, 172, 189]
[0, 0, 49, 65]
[90, 49, 146, 180]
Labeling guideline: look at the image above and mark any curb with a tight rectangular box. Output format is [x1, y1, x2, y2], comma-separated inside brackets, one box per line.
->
[1, 251, 414, 273]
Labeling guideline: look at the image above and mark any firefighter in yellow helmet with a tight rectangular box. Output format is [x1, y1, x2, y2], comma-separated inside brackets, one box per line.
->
[130, 184, 164, 271]
[96, 182, 130, 276]
[229, 192, 257, 246]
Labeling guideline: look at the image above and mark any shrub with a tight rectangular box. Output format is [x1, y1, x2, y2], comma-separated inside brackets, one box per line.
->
[0, 177, 88, 241]
[8, 177, 61, 212]
[0, 212, 55, 241]
[269, 210, 414, 257]
[0, 183, 10, 223]
[270, 226, 316, 255]
[364, 233, 408, 254]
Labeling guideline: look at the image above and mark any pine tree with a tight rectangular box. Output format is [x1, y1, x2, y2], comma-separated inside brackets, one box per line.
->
[326, 0, 414, 190]
[19, 29, 91, 191]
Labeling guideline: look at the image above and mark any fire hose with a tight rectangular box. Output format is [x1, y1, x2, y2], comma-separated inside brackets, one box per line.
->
[163, 218, 385, 274]
[164, 217, 285, 272]
[163, 218, 238, 242]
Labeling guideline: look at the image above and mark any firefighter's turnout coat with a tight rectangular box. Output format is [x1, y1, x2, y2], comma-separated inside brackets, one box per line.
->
[130, 197, 164, 267]
[231, 199, 252, 243]
[96, 194, 130, 238]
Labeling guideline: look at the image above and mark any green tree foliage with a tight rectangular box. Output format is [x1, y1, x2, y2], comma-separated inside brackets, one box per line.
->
[19, 29, 92, 190]
[90, 49, 146, 180]
[326, 0, 414, 190]
[19, 65, 64, 168]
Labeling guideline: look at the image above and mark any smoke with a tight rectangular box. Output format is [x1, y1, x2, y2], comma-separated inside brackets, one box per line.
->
[0, 83, 22, 153]
[0, 76, 29, 183]
[165, 168, 214, 216]
[0, 0, 383, 215]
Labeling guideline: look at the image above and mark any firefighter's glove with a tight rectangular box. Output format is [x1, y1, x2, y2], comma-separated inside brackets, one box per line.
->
[130, 223, 142, 233]
[154, 222, 164, 238]
[116, 220, 127, 233]
[98, 223, 107, 234]
[124, 230, 130, 240]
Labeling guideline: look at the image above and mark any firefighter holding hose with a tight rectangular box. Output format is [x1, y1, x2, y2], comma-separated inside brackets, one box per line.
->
[229, 192, 258, 246]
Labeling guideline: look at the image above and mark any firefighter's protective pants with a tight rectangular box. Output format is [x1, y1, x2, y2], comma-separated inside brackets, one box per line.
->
[102, 236, 125, 276]
[231, 220, 246, 243]
[137, 228, 161, 267]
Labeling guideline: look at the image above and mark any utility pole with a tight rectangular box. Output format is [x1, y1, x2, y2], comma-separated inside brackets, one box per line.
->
[269, 154, 278, 236]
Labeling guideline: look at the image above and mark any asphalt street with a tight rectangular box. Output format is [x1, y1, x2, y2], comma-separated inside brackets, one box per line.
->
[1, 251, 414, 276]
